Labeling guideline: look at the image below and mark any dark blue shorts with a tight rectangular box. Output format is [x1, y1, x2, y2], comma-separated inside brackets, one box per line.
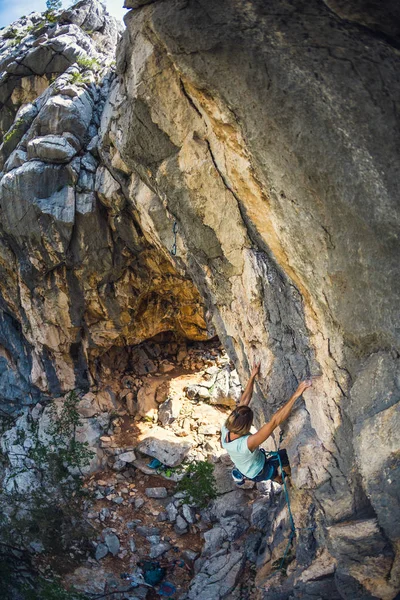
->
[248, 449, 289, 482]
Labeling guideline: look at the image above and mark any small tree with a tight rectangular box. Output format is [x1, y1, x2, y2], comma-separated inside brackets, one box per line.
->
[0, 391, 95, 554]
[176, 460, 217, 508]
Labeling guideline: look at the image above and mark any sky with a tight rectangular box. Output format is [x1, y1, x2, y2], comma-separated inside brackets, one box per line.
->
[0, 0, 128, 28]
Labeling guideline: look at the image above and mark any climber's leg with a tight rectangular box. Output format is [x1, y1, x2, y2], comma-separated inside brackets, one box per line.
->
[253, 449, 291, 484]
[231, 467, 246, 486]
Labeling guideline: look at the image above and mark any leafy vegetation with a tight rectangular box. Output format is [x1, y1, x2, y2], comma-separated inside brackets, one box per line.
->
[155, 462, 184, 479]
[27, 390, 94, 483]
[2, 27, 19, 40]
[176, 460, 217, 508]
[2, 21, 41, 45]
[70, 72, 88, 86]
[3, 118, 25, 145]
[77, 56, 101, 72]
[44, 1, 62, 24]
[0, 391, 95, 554]
[0, 393, 96, 599]
[2, 27, 26, 46]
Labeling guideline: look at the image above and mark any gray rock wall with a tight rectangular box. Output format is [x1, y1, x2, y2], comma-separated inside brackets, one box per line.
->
[101, 1, 400, 597]
[0, 1, 207, 405]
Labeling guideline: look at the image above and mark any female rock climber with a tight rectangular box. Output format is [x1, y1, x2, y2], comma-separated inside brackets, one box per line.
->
[221, 364, 312, 486]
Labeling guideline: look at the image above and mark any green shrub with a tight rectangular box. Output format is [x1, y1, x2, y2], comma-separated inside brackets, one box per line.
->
[77, 56, 101, 72]
[28, 389, 94, 481]
[70, 72, 87, 86]
[44, 0, 62, 22]
[176, 460, 217, 508]
[3, 27, 18, 40]
[7, 33, 25, 46]
[0, 391, 95, 553]
[3, 118, 25, 145]
[44, 12, 58, 23]
[0, 393, 97, 598]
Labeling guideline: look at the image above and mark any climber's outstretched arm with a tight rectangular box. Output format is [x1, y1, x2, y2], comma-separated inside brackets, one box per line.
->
[247, 380, 312, 451]
[238, 363, 261, 406]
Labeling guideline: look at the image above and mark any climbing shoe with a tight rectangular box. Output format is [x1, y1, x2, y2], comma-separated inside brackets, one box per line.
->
[231, 468, 245, 486]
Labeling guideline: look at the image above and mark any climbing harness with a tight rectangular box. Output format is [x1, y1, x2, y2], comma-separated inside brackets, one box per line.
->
[171, 221, 178, 256]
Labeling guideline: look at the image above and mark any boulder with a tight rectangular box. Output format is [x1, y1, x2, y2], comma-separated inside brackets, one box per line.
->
[182, 504, 196, 525]
[95, 543, 108, 561]
[136, 426, 194, 467]
[136, 377, 168, 419]
[103, 533, 120, 556]
[210, 490, 251, 520]
[131, 348, 157, 375]
[136, 526, 160, 537]
[77, 393, 98, 417]
[191, 404, 225, 426]
[4, 149, 28, 172]
[96, 390, 118, 412]
[61, 0, 110, 33]
[166, 502, 178, 522]
[21, 46, 55, 75]
[197, 387, 211, 399]
[27, 135, 78, 163]
[32, 92, 93, 143]
[183, 549, 199, 562]
[198, 424, 219, 435]
[219, 515, 248, 541]
[145, 487, 168, 498]
[212, 462, 236, 495]
[228, 369, 242, 403]
[149, 542, 171, 558]
[175, 514, 188, 534]
[134, 498, 145, 509]
[158, 396, 181, 426]
[118, 450, 136, 463]
[208, 367, 236, 407]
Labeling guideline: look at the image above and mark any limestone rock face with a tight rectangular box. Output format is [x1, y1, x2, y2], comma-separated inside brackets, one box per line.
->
[323, 0, 400, 43]
[0, 1, 207, 402]
[0, 0, 399, 598]
[100, 0, 399, 597]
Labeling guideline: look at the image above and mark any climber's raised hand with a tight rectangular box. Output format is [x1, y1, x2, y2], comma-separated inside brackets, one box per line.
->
[295, 379, 313, 396]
